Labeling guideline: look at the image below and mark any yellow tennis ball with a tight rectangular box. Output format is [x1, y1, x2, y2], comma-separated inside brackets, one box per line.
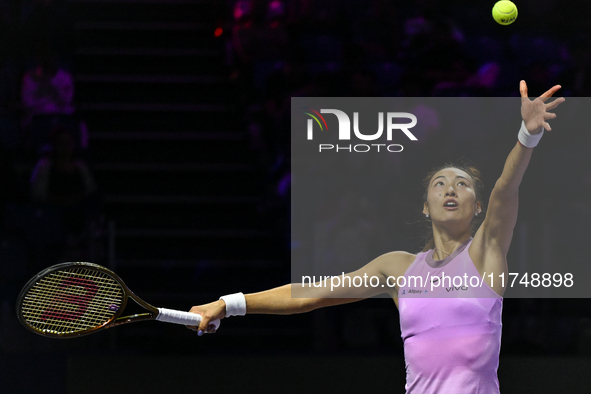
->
[492, 1, 518, 25]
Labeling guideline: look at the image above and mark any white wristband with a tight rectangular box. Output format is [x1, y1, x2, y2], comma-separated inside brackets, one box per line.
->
[219, 292, 247, 317]
[518, 120, 544, 148]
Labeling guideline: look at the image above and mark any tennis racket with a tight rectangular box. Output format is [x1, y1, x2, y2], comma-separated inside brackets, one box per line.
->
[16, 261, 220, 338]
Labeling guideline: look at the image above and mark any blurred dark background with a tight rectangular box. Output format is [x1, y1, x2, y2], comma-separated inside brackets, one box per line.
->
[1, 0, 591, 392]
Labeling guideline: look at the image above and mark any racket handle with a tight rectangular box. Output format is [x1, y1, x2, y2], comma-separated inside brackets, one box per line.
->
[156, 308, 221, 330]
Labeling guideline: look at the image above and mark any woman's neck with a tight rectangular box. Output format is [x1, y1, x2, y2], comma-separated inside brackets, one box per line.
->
[431, 228, 472, 261]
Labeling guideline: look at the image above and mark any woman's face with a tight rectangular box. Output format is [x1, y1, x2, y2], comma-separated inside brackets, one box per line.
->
[423, 167, 481, 225]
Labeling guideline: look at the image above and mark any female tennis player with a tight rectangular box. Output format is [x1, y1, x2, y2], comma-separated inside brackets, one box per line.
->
[188, 81, 564, 393]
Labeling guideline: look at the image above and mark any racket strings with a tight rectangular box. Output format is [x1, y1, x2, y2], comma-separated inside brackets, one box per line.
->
[21, 267, 124, 335]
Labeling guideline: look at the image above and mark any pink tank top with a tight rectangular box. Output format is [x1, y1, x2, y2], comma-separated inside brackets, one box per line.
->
[398, 238, 502, 394]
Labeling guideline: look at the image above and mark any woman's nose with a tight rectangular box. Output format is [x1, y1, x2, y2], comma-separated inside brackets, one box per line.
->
[445, 188, 457, 196]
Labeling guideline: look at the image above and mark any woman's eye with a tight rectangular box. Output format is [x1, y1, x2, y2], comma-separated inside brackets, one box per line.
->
[458, 181, 466, 186]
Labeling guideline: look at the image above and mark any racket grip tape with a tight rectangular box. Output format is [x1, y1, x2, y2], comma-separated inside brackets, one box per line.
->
[156, 308, 221, 330]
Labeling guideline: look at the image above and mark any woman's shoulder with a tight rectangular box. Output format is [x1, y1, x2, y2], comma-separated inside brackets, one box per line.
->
[381, 250, 417, 262]
[371, 250, 417, 277]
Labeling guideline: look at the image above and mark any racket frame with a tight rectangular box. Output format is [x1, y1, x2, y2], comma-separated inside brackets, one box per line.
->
[17, 261, 161, 338]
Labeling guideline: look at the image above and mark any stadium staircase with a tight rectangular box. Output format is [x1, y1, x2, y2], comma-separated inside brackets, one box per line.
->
[68, 0, 302, 352]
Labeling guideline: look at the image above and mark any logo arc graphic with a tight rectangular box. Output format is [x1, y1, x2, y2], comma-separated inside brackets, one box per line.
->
[303, 107, 328, 131]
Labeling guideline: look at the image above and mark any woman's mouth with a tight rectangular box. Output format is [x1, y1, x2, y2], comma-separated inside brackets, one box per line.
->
[444, 199, 458, 210]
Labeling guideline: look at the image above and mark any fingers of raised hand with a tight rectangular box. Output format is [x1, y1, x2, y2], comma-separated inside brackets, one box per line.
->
[519, 80, 528, 99]
[540, 112, 556, 132]
[545, 96, 565, 111]
[521, 82, 564, 133]
[542, 97, 564, 131]
[539, 85, 562, 102]
[535, 112, 555, 132]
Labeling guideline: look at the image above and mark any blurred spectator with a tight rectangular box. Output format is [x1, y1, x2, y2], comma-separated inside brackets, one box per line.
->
[20, 48, 89, 158]
[30, 127, 96, 211]
[230, 0, 258, 67]
[21, 50, 74, 128]
[230, 0, 289, 76]
[30, 126, 99, 253]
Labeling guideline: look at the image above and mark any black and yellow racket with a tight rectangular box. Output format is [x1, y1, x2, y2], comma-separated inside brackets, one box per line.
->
[16, 261, 220, 338]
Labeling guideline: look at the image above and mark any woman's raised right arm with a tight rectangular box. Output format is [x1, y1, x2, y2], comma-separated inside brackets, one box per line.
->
[189, 250, 415, 335]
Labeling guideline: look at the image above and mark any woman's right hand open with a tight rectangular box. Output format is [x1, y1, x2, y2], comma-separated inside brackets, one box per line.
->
[187, 300, 226, 336]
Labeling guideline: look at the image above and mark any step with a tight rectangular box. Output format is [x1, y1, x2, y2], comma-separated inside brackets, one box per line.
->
[74, 48, 224, 74]
[116, 228, 271, 238]
[67, 0, 218, 24]
[68, 0, 212, 3]
[111, 316, 310, 354]
[89, 131, 243, 141]
[106, 202, 262, 230]
[94, 162, 252, 171]
[89, 135, 248, 163]
[75, 79, 230, 104]
[75, 21, 211, 31]
[75, 74, 224, 83]
[74, 28, 220, 50]
[78, 103, 230, 112]
[80, 109, 239, 132]
[114, 258, 281, 268]
[115, 233, 283, 260]
[93, 168, 262, 195]
[112, 257, 289, 295]
[104, 195, 258, 204]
